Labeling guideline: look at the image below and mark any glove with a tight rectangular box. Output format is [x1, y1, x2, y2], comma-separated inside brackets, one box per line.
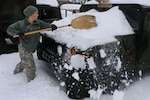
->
[51, 24, 57, 31]
[17, 32, 24, 37]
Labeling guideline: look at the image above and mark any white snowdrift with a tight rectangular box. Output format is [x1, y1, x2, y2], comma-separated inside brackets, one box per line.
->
[1, 53, 150, 100]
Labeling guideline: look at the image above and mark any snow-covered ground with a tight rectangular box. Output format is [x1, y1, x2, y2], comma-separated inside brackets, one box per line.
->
[1, 53, 150, 100]
[0, 53, 70, 100]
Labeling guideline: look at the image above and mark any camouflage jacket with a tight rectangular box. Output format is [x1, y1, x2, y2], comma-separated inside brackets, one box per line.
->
[7, 18, 52, 52]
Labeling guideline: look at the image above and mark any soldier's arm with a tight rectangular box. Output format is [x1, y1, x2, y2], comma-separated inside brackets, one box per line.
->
[7, 21, 21, 36]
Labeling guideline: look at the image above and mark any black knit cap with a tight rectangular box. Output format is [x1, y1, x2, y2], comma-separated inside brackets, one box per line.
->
[23, 5, 38, 17]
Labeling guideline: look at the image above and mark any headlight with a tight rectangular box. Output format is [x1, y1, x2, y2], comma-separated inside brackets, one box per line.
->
[57, 45, 63, 56]
[39, 35, 42, 43]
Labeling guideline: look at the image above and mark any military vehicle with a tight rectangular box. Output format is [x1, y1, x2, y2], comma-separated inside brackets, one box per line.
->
[37, 3, 150, 99]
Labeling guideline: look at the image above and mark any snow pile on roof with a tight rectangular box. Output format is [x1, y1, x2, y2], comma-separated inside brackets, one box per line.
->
[60, 4, 81, 10]
[85, 0, 150, 6]
[110, 0, 150, 6]
[36, 0, 59, 7]
[45, 6, 134, 50]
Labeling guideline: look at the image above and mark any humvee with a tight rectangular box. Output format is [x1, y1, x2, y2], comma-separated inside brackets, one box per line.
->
[37, 3, 150, 99]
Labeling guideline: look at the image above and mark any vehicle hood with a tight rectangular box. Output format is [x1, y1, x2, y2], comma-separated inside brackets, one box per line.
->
[44, 6, 134, 51]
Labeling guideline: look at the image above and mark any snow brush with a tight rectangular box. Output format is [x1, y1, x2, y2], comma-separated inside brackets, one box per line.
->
[13, 15, 97, 38]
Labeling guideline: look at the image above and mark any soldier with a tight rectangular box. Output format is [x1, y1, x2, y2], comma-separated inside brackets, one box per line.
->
[7, 5, 57, 82]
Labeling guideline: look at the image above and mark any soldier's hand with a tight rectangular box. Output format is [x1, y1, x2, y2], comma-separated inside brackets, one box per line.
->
[51, 24, 57, 31]
[18, 32, 24, 37]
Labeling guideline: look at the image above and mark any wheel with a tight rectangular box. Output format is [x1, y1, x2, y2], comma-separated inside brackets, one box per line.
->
[37, 44, 45, 60]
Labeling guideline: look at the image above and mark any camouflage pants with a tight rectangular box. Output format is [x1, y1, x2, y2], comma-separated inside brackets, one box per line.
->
[14, 43, 36, 82]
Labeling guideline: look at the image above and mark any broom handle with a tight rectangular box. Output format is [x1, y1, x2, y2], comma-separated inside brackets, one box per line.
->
[13, 24, 71, 38]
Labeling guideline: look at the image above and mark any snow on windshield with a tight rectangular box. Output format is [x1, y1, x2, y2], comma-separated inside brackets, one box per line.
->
[44, 6, 134, 51]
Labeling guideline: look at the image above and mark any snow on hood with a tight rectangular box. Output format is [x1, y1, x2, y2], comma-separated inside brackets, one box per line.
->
[44, 6, 134, 51]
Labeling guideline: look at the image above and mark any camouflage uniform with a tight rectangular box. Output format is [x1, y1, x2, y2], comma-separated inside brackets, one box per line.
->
[7, 18, 53, 82]
[14, 43, 36, 82]
[7, 5, 57, 82]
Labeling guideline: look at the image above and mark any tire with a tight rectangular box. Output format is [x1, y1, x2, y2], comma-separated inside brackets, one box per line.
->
[37, 44, 45, 60]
